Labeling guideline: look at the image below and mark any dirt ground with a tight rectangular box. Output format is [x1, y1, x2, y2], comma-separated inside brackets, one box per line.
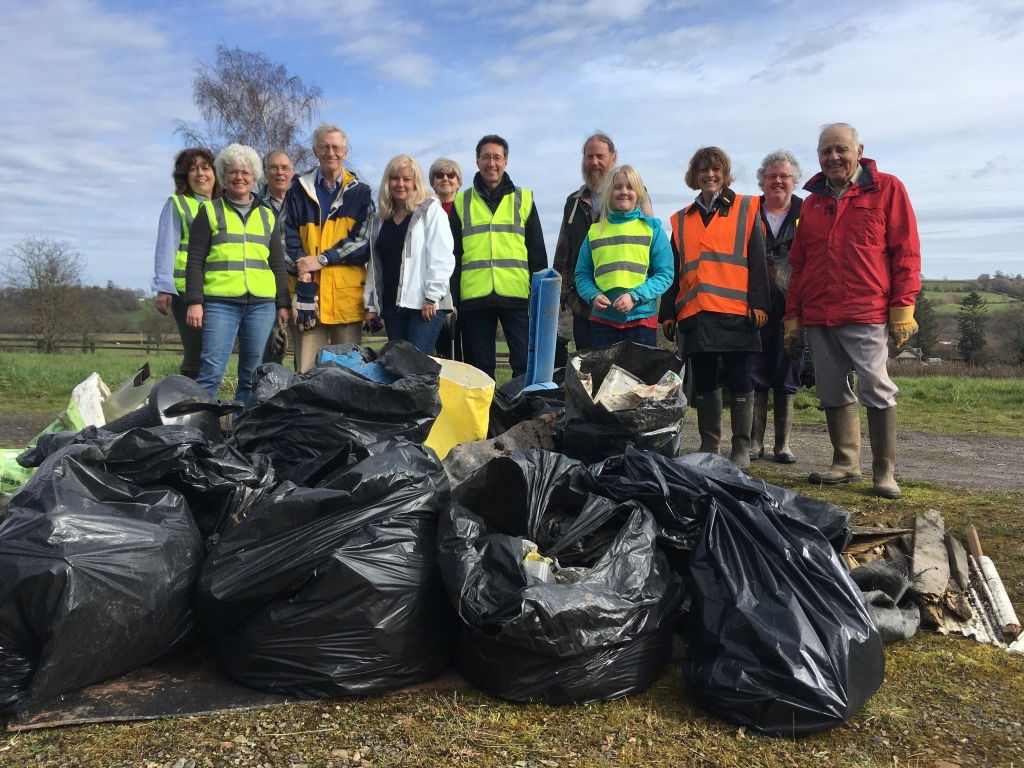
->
[2, 408, 1022, 491]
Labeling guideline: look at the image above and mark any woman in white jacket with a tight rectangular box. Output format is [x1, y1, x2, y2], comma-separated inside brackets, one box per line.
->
[364, 155, 455, 353]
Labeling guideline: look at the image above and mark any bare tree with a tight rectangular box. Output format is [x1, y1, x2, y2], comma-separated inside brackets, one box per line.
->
[176, 46, 323, 171]
[6, 237, 86, 353]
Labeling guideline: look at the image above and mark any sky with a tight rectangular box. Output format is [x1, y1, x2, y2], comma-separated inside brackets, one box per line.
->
[1, 0, 1023, 291]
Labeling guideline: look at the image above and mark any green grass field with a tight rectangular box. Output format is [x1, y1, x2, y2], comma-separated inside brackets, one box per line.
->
[921, 289, 1022, 315]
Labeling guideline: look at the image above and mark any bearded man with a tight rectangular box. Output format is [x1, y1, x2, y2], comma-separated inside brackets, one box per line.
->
[552, 133, 618, 350]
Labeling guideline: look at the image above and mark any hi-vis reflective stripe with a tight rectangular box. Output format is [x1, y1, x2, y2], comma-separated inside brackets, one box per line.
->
[680, 283, 749, 304]
[590, 234, 651, 249]
[209, 203, 272, 247]
[463, 259, 528, 270]
[461, 188, 525, 237]
[595, 261, 648, 278]
[174, 194, 197, 229]
[205, 258, 274, 271]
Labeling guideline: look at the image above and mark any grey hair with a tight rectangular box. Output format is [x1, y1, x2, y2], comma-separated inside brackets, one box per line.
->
[214, 143, 263, 186]
[311, 123, 349, 152]
[428, 157, 462, 186]
[819, 122, 860, 146]
[263, 149, 292, 170]
[756, 150, 802, 188]
[583, 132, 616, 156]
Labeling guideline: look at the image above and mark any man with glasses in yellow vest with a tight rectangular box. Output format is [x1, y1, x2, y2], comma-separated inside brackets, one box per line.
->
[449, 135, 547, 379]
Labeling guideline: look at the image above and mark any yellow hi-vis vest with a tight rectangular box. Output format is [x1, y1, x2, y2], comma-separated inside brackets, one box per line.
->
[588, 217, 653, 293]
[201, 199, 276, 300]
[455, 186, 533, 301]
[171, 193, 202, 293]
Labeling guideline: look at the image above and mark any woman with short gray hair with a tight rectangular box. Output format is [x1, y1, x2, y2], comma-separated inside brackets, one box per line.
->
[183, 143, 291, 404]
[749, 149, 804, 463]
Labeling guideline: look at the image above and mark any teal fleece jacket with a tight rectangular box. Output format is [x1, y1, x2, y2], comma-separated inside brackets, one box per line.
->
[574, 208, 674, 323]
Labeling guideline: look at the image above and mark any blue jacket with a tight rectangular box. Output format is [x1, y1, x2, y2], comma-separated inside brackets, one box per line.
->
[574, 208, 674, 323]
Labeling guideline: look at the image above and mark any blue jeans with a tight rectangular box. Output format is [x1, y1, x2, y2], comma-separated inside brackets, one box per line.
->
[589, 321, 657, 349]
[381, 307, 448, 355]
[198, 301, 278, 404]
[461, 307, 529, 379]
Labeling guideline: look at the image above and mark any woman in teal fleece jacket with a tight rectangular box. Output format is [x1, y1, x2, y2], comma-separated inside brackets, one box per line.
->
[574, 165, 674, 348]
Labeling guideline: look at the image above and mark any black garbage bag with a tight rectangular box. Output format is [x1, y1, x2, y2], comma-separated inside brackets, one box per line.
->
[562, 342, 686, 463]
[0, 442, 201, 713]
[232, 341, 441, 477]
[18, 425, 276, 538]
[488, 368, 565, 438]
[438, 450, 685, 704]
[196, 440, 454, 697]
[850, 559, 921, 643]
[587, 446, 883, 735]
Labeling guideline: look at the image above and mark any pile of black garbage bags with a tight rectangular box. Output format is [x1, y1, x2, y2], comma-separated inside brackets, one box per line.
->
[0, 341, 885, 736]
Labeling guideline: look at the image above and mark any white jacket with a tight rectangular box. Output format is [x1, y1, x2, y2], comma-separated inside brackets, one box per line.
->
[364, 198, 456, 313]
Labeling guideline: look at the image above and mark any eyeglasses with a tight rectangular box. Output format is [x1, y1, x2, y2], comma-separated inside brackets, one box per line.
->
[434, 172, 458, 179]
[764, 173, 794, 181]
[267, 164, 293, 173]
[478, 154, 505, 163]
[316, 144, 346, 155]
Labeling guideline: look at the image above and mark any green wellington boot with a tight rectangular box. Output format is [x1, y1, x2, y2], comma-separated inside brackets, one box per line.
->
[867, 405, 901, 499]
[773, 391, 797, 463]
[808, 402, 862, 484]
[729, 392, 754, 469]
[750, 390, 768, 460]
[694, 390, 722, 454]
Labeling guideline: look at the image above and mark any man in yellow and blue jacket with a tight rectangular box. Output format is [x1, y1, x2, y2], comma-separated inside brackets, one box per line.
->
[285, 123, 374, 372]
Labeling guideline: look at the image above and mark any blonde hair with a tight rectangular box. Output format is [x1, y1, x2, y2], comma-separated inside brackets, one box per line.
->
[596, 165, 652, 233]
[377, 155, 429, 220]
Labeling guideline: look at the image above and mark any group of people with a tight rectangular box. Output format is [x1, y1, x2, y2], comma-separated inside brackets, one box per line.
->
[152, 121, 921, 499]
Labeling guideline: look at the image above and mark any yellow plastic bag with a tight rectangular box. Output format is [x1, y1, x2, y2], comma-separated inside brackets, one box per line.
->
[424, 359, 494, 460]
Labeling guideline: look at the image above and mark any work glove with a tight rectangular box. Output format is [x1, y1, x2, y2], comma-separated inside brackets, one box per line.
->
[294, 281, 319, 332]
[661, 319, 676, 342]
[783, 317, 803, 358]
[889, 305, 918, 348]
[363, 312, 384, 334]
[749, 309, 768, 328]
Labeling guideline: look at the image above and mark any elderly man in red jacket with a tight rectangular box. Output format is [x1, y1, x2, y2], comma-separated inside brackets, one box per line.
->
[784, 123, 920, 498]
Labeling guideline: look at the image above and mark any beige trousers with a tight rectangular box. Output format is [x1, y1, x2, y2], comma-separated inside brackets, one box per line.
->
[295, 322, 363, 372]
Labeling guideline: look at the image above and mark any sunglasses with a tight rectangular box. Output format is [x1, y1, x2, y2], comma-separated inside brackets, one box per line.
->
[434, 171, 458, 179]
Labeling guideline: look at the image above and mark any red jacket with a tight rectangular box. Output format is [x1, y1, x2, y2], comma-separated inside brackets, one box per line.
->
[785, 158, 920, 326]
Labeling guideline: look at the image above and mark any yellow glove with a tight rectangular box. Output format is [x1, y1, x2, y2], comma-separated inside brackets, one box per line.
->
[889, 305, 918, 347]
[749, 309, 767, 328]
[783, 317, 803, 358]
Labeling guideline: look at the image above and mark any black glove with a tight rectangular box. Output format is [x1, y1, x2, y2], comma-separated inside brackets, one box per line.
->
[294, 281, 319, 331]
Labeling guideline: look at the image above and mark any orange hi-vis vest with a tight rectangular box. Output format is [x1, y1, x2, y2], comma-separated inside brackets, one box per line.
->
[671, 194, 760, 321]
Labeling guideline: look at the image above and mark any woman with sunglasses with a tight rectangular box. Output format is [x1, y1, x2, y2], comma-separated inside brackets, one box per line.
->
[429, 158, 464, 359]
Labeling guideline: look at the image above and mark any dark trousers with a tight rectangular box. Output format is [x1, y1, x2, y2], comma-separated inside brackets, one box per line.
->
[461, 307, 529, 380]
[571, 313, 593, 352]
[434, 314, 464, 361]
[688, 352, 753, 395]
[751, 322, 803, 394]
[171, 294, 203, 378]
[589, 321, 657, 348]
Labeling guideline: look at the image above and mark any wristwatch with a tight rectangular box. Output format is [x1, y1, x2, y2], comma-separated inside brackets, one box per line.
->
[317, 253, 329, 266]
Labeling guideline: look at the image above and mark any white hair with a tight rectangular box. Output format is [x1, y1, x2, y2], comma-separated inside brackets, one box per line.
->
[819, 122, 860, 147]
[311, 123, 349, 152]
[214, 144, 263, 186]
[756, 150, 803, 188]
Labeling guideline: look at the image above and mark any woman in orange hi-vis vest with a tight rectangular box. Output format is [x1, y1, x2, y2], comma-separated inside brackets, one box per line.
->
[658, 147, 770, 469]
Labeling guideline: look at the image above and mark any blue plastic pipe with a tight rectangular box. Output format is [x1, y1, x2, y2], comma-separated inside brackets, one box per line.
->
[520, 268, 561, 397]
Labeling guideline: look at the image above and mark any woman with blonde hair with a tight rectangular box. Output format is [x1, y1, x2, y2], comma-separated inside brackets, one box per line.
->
[364, 155, 455, 353]
[573, 164, 673, 347]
